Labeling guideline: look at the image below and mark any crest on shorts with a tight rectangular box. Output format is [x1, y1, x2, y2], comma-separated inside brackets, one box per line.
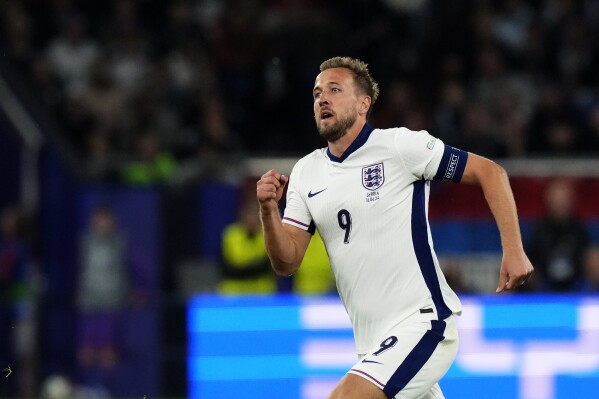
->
[362, 162, 385, 191]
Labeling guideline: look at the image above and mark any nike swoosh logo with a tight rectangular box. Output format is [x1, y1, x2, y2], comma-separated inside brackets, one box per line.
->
[308, 188, 327, 198]
[361, 359, 383, 365]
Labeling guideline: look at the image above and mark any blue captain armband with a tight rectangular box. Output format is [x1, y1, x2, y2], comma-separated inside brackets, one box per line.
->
[433, 145, 469, 183]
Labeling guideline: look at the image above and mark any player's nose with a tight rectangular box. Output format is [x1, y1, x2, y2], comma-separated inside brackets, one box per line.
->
[318, 96, 329, 106]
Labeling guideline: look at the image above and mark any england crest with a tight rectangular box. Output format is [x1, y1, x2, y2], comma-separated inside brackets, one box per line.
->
[362, 162, 385, 191]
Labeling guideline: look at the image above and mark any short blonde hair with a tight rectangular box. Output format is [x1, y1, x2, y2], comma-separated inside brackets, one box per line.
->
[320, 57, 380, 114]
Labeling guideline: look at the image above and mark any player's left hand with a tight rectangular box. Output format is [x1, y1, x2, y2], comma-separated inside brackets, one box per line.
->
[496, 248, 534, 293]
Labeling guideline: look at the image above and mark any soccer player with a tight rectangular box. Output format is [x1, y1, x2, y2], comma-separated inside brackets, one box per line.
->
[256, 57, 533, 399]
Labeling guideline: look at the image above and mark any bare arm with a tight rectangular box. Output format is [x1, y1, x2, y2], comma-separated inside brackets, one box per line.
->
[460, 153, 534, 292]
[256, 169, 311, 276]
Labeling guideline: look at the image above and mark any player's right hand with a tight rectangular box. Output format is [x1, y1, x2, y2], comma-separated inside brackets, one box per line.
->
[496, 248, 534, 293]
[256, 169, 288, 213]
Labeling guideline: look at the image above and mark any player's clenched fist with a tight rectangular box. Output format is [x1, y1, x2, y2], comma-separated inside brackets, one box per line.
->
[256, 169, 288, 212]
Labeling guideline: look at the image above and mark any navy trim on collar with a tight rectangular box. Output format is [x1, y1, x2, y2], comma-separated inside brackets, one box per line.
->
[326, 123, 375, 163]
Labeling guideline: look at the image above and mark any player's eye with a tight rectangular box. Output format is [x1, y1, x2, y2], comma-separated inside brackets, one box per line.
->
[331, 87, 340, 93]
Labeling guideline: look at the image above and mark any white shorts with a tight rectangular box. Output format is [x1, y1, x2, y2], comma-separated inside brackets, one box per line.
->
[348, 312, 459, 399]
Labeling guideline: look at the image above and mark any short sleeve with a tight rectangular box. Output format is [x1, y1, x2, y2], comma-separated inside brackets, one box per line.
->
[282, 162, 315, 234]
[394, 128, 446, 181]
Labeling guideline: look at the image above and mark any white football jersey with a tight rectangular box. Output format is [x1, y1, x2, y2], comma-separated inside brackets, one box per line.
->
[283, 124, 468, 354]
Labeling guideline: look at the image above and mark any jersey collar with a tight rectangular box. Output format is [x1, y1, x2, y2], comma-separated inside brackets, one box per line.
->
[326, 123, 375, 163]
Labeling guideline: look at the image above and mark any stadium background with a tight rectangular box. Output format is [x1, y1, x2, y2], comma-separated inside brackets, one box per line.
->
[1, 0, 599, 398]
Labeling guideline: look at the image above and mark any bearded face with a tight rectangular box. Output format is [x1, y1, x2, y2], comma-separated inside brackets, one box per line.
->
[316, 108, 358, 143]
[313, 68, 364, 143]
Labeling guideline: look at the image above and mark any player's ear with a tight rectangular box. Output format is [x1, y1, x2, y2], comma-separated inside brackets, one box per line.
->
[359, 96, 372, 115]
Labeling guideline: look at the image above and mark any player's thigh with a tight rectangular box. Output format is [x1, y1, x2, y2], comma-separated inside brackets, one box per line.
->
[349, 315, 458, 399]
[394, 318, 458, 399]
[420, 383, 444, 399]
[328, 373, 386, 399]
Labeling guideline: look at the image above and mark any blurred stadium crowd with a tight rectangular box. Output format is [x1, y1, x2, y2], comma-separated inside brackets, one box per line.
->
[2, 0, 599, 186]
[2, 0, 599, 398]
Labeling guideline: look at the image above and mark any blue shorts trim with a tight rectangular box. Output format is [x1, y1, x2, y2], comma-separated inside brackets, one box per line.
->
[382, 320, 447, 398]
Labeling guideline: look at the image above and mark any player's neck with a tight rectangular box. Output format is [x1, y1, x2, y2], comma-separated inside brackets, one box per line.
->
[327, 120, 366, 158]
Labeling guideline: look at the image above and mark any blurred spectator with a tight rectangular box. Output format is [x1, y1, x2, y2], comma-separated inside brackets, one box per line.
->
[581, 245, 599, 292]
[526, 178, 591, 291]
[106, 1, 151, 97]
[161, 44, 208, 134]
[218, 199, 276, 295]
[45, 13, 101, 97]
[292, 231, 335, 295]
[0, 205, 38, 398]
[491, 0, 534, 57]
[120, 130, 177, 186]
[75, 57, 130, 140]
[75, 205, 147, 394]
[82, 127, 121, 183]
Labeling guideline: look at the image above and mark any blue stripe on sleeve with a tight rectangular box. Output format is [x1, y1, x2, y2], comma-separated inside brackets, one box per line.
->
[433, 145, 468, 182]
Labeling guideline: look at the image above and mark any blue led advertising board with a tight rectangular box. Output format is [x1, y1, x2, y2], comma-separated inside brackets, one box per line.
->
[188, 294, 599, 399]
